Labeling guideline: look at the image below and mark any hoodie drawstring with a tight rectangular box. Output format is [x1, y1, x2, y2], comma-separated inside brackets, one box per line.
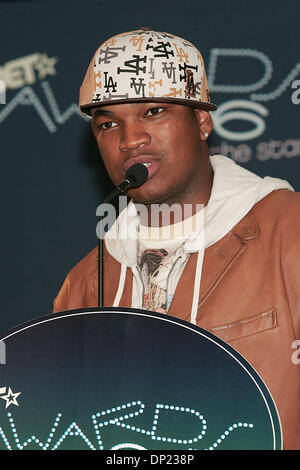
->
[113, 263, 127, 307]
[190, 249, 205, 325]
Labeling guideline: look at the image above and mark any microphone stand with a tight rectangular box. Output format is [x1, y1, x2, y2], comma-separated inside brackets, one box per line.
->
[97, 163, 148, 308]
[98, 180, 130, 307]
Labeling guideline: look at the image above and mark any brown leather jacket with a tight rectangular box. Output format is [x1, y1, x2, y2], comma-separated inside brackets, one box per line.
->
[54, 189, 300, 449]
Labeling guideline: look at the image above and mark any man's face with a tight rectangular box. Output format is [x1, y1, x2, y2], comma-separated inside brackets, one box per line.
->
[91, 102, 210, 205]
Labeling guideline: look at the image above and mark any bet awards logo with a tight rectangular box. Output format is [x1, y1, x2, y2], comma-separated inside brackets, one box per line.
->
[207, 48, 300, 142]
[0, 53, 57, 89]
[0, 397, 254, 450]
[0, 52, 85, 132]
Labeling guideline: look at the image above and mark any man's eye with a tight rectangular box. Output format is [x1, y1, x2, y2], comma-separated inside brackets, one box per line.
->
[146, 107, 165, 117]
[98, 121, 117, 130]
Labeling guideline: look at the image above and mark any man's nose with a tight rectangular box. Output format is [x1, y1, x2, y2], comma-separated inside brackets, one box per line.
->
[119, 122, 151, 151]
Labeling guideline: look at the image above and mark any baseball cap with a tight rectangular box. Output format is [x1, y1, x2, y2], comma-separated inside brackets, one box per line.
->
[79, 27, 217, 116]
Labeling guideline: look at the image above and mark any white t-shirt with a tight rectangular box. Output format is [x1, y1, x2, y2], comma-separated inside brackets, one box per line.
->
[137, 211, 204, 313]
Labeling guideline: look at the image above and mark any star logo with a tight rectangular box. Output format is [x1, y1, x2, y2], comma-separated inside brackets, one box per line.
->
[0, 387, 21, 409]
[34, 53, 58, 79]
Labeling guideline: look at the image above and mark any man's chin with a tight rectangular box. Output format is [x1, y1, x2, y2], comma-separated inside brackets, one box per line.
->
[129, 188, 179, 206]
[131, 195, 160, 206]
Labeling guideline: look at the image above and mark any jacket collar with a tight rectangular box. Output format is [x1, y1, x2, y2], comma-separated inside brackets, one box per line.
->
[168, 209, 260, 320]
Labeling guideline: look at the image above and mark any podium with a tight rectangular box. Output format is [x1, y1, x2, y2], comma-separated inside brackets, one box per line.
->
[0, 308, 282, 450]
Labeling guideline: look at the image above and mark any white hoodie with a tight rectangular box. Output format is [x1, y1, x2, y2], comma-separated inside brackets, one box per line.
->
[105, 155, 293, 324]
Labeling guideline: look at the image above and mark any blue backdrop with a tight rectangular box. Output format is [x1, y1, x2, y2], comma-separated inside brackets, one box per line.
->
[0, 0, 299, 332]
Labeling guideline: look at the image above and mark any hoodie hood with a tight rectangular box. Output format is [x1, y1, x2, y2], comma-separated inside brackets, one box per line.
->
[105, 155, 294, 266]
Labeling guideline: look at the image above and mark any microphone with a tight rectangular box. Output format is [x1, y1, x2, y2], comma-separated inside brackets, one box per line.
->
[98, 163, 149, 307]
[117, 163, 149, 192]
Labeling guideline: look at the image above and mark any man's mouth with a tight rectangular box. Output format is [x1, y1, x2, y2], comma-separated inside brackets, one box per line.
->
[123, 156, 161, 181]
[139, 160, 161, 180]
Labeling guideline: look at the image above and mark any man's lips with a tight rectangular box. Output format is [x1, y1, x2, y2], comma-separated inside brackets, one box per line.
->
[122, 155, 161, 181]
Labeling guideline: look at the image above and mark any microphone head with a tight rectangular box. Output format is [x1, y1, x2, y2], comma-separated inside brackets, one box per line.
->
[125, 163, 148, 188]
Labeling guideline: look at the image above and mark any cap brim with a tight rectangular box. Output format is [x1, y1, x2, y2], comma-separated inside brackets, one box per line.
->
[80, 97, 217, 117]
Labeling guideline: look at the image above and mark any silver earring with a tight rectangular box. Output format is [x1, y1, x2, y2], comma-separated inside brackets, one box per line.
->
[203, 132, 208, 137]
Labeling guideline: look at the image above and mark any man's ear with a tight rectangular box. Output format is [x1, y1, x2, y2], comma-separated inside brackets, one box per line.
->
[194, 109, 213, 141]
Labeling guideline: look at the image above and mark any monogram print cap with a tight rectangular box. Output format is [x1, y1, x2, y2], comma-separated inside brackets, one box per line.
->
[79, 27, 217, 116]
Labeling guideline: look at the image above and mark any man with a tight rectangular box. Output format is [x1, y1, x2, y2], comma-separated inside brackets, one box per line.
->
[53, 28, 300, 449]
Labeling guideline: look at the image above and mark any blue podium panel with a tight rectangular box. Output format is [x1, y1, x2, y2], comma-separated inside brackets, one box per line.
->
[0, 308, 282, 450]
